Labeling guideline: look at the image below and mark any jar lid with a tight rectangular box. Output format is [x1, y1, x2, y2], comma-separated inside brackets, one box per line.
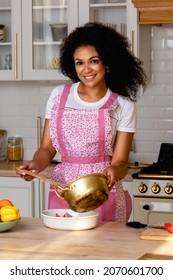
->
[8, 137, 22, 144]
[0, 129, 7, 135]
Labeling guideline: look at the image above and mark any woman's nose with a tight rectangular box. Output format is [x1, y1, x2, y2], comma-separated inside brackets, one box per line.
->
[84, 64, 91, 73]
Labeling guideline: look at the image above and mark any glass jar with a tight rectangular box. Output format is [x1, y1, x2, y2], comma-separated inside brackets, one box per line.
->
[7, 137, 23, 161]
[0, 129, 7, 161]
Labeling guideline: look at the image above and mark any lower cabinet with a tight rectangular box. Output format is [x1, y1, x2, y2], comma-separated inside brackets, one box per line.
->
[0, 177, 40, 217]
[0, 177, 52, 218]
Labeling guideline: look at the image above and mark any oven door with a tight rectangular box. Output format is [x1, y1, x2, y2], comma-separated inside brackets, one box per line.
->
[133, 197, 173, 224]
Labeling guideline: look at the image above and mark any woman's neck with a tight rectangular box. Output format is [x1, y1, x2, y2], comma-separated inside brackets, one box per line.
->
[78, 83, 108, 102]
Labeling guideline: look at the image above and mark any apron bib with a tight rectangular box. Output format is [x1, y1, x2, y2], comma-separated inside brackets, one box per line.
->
[49, 84, 131, 223]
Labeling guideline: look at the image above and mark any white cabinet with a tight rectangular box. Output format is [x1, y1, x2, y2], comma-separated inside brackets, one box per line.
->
[22, 0, 78, 80]
[0, 0, 22, 80]
[0, 0, 150, 81]
[0, 176, 40, 217]
[0, 0, 77, 81]
[122, 181, 133, 221]
[79, 0, 127, 34]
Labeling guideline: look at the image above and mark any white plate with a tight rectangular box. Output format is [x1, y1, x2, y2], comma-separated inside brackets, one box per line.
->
[41, 209, 99, 231]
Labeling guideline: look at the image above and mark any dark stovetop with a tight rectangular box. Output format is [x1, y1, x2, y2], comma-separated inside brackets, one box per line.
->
[132, 143, 173, 179]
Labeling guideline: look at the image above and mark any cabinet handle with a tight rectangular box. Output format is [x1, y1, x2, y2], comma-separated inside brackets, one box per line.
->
[14, 33, 18, 79]
[37, 116, 42, 149]
[31, 181, 35, 217]
[40, 181, 45, 213]
[130, 30, 134, 54]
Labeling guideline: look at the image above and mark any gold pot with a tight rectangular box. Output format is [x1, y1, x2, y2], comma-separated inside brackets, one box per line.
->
[54, 173, 110, 212]
[16, 168, 110, 213]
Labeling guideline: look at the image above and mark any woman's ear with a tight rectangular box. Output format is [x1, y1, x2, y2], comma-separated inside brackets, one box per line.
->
[106, 66, 110, 73]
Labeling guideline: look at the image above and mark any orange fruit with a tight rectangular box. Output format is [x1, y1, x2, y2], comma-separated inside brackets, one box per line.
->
[0, 199, 14, 208]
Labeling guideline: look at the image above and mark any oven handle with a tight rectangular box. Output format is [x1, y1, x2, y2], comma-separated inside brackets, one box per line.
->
[142, 201, 173, 212]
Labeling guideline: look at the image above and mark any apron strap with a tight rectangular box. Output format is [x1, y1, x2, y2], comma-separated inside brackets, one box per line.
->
[101, 92, 118, 109]
[57, 83, 72, 155]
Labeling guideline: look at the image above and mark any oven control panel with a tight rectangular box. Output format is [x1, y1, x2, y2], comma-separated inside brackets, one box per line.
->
[133, 179, 173, 197]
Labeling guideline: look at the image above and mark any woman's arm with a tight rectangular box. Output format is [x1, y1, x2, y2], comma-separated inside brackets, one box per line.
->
[16, 119, 56, 180]
[103, 131, 134, 188]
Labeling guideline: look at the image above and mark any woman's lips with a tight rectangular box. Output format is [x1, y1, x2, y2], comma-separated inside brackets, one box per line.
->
[84, 75, 95, 81]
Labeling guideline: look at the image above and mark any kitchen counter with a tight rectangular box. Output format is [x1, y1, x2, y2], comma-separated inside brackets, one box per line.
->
[0, 161, 56, 177]
[0, 218, 173, 260]
[0, 161, 138, 181]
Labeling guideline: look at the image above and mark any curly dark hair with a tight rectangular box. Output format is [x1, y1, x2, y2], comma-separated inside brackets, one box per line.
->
[59, 22, 147, 101]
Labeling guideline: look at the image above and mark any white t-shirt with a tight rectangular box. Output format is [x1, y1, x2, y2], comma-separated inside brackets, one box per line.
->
[45, 82, 136, 137]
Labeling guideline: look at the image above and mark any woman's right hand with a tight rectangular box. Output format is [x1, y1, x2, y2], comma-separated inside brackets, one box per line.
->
[16, 161, 39, 181]
[16, 119, 56, 181]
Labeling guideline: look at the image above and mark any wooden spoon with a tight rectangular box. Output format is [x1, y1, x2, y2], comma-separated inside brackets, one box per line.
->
[16, 167, 68, 190]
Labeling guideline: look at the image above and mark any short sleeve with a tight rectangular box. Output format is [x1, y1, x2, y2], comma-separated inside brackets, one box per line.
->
[110, 96, 137, 134]
[117, 96, 136, 132]
[45, 85, 64, 119]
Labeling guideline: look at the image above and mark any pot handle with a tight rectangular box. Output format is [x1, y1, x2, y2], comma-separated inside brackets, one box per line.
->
[16, 167, 69, 191]
[54, 186, 66, 200]
[105, 175, 111, 185]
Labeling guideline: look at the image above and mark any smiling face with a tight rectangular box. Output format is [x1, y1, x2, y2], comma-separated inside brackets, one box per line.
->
[74, 45, 107, 89]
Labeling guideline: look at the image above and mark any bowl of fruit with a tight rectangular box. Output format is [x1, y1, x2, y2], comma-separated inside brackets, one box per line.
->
[0, 199, 20, 233]
[41, 209, 99, 231]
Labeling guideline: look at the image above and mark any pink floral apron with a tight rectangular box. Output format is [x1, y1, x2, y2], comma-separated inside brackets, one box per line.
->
[48, 84, 132, 223]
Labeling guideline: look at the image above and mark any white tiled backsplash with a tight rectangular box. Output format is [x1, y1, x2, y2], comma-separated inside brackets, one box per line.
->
[0, 24, 173, 164]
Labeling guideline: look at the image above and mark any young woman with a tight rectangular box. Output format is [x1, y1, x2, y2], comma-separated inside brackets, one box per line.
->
[17, 22, 146, 223]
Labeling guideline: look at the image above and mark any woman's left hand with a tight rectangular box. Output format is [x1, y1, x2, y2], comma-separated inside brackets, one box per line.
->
[103, 131, 134, 189]
[102, 165, 120, 189]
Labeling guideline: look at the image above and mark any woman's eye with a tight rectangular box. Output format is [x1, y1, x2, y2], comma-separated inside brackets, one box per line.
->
[75, 61, 82, 66]
[91, 59, 99, 64]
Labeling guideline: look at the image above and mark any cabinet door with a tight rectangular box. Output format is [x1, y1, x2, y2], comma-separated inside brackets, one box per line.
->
[79, 0, 127, 37]
[0, 177, 40, 217]
[0, 0, 22, 80]
[22, 0, 78, 80]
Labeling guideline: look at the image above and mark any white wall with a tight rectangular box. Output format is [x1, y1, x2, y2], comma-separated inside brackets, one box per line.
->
[0, 24, 173, 164]
[0, 81, 56, 160]
[130, 24, 173, 164]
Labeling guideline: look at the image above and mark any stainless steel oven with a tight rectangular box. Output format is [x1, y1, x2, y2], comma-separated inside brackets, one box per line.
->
[132, 143, 173, 224]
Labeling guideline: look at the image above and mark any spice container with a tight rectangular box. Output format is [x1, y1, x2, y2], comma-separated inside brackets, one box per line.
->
[0, 129, 7, 161]
[7, 137, 23, 161]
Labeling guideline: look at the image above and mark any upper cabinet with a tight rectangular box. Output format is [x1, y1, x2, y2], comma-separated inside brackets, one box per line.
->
[22, 0, 78, 80]
[0, 0, 22, 80]
[0, 0, 150, 81]
[79, 0, 127, 36]
[132, 0, 173, 24]
[0, 0, 77, 81]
